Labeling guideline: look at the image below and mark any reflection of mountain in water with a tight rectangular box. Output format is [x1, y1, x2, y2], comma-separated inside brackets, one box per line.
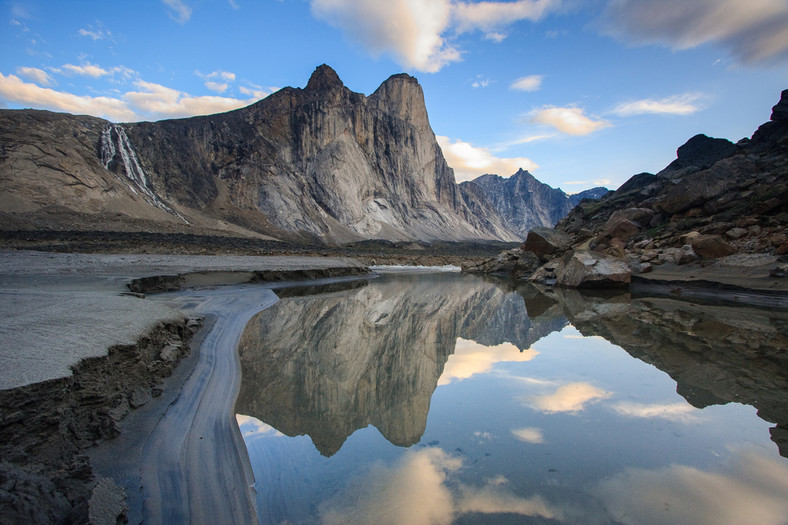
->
[235, 273, 567, 456]
[543, 287, 788, 457]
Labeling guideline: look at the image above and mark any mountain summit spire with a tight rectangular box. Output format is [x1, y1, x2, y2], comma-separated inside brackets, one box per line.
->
[305, 64, 344, 91]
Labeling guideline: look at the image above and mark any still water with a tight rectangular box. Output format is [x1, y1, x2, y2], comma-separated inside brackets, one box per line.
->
[234, 272, 788, 525]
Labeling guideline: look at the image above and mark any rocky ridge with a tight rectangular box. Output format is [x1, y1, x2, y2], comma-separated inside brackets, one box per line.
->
[0, 65, 522, 244]
[467, 89, 788, 292]
[459, 169, 575, 239]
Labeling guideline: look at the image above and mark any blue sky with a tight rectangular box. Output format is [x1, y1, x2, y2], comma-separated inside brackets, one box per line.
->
[2, 0, 787, 192]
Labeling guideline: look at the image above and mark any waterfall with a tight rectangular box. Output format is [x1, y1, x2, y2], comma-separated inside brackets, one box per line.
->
[100, 124, 188, 223]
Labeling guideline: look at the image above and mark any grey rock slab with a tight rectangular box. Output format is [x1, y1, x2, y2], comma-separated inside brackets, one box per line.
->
[0, 289, 184, 390]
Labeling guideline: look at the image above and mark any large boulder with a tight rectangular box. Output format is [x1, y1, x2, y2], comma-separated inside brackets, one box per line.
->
[602, 217, 640, 242]
[521, 227, 572, 261]
[554, 250, 631, 288]
[660, 134, 737, 175]
[691, 235, 737, 259]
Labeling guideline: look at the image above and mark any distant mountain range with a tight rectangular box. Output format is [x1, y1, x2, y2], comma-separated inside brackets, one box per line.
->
[0, 65, 605, 243]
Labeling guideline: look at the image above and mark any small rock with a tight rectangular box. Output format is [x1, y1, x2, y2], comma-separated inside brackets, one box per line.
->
[725, 227, 748, 239]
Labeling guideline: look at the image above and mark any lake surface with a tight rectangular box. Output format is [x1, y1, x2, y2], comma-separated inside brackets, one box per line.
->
[234, 271, 788, 525]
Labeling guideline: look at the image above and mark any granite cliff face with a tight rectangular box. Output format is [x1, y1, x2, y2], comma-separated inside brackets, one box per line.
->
[0, 65, 525, 243]
[459, 169, 607, 240]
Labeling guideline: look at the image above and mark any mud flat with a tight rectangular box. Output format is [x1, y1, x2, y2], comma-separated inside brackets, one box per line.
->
[0, 250, 368, 524]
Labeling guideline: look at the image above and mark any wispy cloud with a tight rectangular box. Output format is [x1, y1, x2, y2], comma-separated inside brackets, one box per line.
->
[320, 447, 561, 523]
[437, 135, 539, 182]
[611, 93, 706, 116]
[60, 62, 109, 78]
[310, 0, 564, 72]
[78, 23, 111, 41]
[438, 338, 538, 385]
[529, 382, 611, 413]
[0, 73, 137, 121]
[611, 401, 700, 422]
[597, 447, 788, 525]
[598, 0, 788, 65]
[16, 66, 54, 87]
[530, 105, 611, 135]
[510, 74, 543, 92]
[511, 427, 545, 444]
[0, 72, 260, 122]
[163, 0, 192, 24]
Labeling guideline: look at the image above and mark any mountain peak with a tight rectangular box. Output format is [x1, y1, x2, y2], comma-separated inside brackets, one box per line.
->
[305, 64, 344, 92]
[771, 89, 788, 122]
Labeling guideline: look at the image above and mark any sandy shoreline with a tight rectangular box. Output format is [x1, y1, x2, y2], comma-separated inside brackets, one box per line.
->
[0, 250, 369, 524]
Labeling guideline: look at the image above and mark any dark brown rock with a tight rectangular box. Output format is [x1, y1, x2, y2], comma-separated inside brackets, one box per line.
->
[691, 235, 737, 259]
[521, 227, 572, 261]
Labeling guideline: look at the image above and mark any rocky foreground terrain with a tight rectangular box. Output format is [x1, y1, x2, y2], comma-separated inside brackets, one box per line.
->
[466, 89, 788, 296]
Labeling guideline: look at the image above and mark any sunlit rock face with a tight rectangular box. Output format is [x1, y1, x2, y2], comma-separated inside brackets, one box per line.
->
[546, 287, 788, 457]
[459, 169, 574, 240]
[235, 275, 567, 456]
[0, 65, 520, 242]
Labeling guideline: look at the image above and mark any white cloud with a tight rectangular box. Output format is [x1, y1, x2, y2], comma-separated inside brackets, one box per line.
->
[611, 401, 701, 423]
[454, 0, 561, 40]
[16, 66, 54, 86]
[511, 427, 544, 444]
[564, 179, 613, 187]
[124, 79, 255, 119]
[510, 74, 543, 92]
[529, 382, 611, 413]
[163, 0, 192, 24]
[204, 81, 229, 93]
[611, 93, 705, 116]
[530, 105, 611, 135]
[320, 447, 560, 524]
[438, 338, 538, 385]
[61, 62, 108, 78]
[239, 85, 276, 99]
[0, 73, 258, 122]
[596, 447, 788, 525]
[0, 73, 137, 121]
[598, 0, 788, 64]
[485, 32, 507, 43]
[437, 135, 539, 182]
[310, 0, 563, 72]
[78, 25, 111, 41]
[471, 76, 491, 88]
[311, 0, 459, 73]
[197, 70, 236, 82]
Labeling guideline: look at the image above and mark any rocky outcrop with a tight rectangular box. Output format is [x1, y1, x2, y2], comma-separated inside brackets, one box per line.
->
[553, 250, 631, 288]
[467, 88, 788, 289]
[458, 169, 576, 240]
[0, 318, 199, 524]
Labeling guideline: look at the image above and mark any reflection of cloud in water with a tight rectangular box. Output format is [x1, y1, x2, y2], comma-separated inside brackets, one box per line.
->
[235, 414, 283, 438]
[611, 401, 701, 423]
[320, 447, 559, 525]
[511, 427, 545, 444]
[597, 447, 788, 525]
[530, 382, 611, 414]
[438, 338, 538, 386]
